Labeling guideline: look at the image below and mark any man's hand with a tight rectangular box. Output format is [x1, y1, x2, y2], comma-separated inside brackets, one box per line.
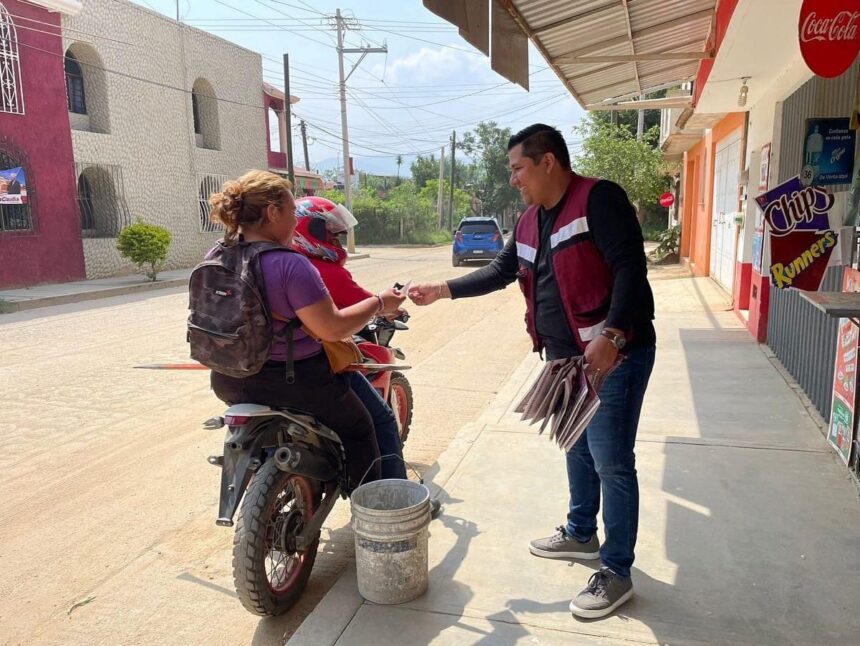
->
[584, 329, 622, 378]
[408, 282, 449, 306]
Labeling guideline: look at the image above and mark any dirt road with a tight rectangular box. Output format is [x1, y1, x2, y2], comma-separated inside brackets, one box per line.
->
[0, 246, 530, 645]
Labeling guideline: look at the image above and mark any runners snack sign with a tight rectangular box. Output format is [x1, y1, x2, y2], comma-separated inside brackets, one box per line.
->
[754, 175, 838, 290]
[828, 267, 860, 465]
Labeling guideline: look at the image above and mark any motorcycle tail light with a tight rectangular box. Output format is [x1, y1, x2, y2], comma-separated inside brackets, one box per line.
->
[225, 415, 251, 426]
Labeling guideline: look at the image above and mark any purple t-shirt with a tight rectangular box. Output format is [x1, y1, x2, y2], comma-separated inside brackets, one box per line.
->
[259, 251, 329, 361]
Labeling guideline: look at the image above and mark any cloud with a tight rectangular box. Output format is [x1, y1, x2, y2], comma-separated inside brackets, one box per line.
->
[370, 46, 491, 85]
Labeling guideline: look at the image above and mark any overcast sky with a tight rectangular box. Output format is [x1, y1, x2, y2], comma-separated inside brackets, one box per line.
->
[131, 0, 586, 174]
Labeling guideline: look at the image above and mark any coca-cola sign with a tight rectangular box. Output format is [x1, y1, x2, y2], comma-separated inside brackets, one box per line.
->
[799, 0, 860, 78]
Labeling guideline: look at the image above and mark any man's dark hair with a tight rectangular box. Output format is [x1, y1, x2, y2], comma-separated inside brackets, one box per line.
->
[507, 123, 571, 170]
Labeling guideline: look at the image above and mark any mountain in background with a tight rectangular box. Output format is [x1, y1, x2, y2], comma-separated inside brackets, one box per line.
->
[312, 155, 420, 178]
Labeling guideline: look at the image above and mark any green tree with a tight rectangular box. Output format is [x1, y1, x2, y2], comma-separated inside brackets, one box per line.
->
[459, 121, 520, 218]
[395, 154, 403, 183]
[116, 220, 172, 282]
[573, 116, 669, 219]
[410, 154, 439, 189]
[590, 89, 668, 146]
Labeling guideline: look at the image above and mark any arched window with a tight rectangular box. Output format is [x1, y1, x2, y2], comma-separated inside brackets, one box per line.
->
[0, 149, 32, 231]
[65, 52, 86, 114]
[64, 43, 109, 133]
[76, 163, 130, 237]
[0, 3, 24, 115]
[191, 78, 220, 150]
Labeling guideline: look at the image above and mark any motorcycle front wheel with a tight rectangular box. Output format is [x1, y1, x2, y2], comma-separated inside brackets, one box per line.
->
[232, 461, 321, 616]
[388, 371, 414, 444]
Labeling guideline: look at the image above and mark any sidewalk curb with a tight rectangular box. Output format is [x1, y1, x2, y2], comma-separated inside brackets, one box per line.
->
[0, 277, 188, 314]
[287, 353, 538, 646]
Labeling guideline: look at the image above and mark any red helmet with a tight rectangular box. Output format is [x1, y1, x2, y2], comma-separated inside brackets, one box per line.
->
[291, 196, 357, 265]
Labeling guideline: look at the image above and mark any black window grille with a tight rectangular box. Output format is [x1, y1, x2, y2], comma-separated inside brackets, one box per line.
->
[0, 149, 32, 232]
[75, 162, 131, 238]
[65, 53, 86, 114]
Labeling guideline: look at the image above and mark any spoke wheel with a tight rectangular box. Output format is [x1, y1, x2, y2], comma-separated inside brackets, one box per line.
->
[232, 461, 321, 616]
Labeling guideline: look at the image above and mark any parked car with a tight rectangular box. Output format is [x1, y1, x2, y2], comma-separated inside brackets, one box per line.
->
[452, 217, 508, 267]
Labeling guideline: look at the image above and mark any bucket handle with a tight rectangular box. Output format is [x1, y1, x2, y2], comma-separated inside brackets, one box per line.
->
[355, 453, 424, 490]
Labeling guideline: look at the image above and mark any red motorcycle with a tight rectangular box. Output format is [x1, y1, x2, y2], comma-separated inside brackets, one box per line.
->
[353, 311, 413, 442]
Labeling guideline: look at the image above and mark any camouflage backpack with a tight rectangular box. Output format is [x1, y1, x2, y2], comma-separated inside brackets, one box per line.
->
[187, 239, 301, 380]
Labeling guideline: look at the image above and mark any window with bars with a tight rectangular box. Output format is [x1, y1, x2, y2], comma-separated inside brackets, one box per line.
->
[0, 148, 31, 232]
[65, 53, 86, 114]
[198, 173, 226, 233]
[0, 3, 24, 115]
[75, 162, 131, 238]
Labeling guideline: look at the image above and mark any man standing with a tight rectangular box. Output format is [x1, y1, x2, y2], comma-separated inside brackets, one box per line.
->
[409, 124, 655, 619]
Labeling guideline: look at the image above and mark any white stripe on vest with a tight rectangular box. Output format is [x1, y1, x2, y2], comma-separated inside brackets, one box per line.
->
[516, 241, 537, 263]
[578, 319, 606, 342]
[549, 218, 589, 249]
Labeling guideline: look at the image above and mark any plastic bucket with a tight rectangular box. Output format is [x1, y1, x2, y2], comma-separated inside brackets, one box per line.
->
[350, 479, 431, 604]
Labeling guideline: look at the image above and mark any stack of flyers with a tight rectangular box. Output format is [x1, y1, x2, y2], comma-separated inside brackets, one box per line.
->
[514, 356, 607, 451]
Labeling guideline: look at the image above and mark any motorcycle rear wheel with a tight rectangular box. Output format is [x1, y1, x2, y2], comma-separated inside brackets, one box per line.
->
[388, 371, 414, 444]
[232, 461, 321, 616]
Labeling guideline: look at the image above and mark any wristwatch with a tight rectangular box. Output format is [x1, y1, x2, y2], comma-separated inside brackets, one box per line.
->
[600, 329, 627, 350]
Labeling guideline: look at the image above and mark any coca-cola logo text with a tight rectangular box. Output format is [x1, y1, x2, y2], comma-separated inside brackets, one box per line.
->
[799, 0, 860, 78]
[801, 11, 859, 43]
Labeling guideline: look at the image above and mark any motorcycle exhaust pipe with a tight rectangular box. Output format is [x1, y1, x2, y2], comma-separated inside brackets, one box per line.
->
[274, 445, 338, 482]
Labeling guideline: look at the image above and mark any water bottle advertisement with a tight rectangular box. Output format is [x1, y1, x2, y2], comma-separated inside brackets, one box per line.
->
[801, 117, 855, 186]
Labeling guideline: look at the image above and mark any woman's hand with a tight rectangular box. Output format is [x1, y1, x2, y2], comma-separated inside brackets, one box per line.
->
[378, 286, 406, 315]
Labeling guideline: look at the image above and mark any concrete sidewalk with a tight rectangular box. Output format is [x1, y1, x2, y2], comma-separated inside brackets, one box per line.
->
[0, 253, 371, 313]
[289, 275, 860, 645]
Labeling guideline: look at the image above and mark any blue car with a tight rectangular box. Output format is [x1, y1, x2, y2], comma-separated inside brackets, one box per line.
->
[452, 217, 507, 267]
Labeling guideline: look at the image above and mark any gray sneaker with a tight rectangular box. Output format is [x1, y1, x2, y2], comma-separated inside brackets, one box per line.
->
[528, 526, 600, 560]
[570, 567, 633, 619]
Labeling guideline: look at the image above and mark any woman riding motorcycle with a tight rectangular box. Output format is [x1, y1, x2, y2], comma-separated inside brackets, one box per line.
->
[206, 171, 405, 486]
[291, 196, 408, 480]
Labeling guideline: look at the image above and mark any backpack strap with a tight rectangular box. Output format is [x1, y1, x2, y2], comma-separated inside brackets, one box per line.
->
[271, 311, 303, 384]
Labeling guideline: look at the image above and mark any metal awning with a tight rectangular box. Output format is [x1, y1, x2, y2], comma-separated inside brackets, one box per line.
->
[425, 0, 716, 110]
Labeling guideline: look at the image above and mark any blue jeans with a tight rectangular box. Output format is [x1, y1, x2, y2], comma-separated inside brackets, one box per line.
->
[565, 345, 655, 578]
[347, 372, 407, 480]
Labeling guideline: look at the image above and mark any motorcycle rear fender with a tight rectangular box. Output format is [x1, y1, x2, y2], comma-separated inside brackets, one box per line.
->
[216, 419, 278, 526]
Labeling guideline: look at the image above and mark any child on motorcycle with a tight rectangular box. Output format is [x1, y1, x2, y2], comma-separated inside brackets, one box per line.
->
[290, 196, 409, 481]
[206, 171, 405, 487]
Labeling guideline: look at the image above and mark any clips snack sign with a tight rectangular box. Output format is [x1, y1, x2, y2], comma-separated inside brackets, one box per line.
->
[755, 176, 837, 290]
[799, 0, 860, 78]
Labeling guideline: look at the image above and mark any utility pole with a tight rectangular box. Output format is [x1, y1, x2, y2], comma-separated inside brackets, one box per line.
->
[283, 54, 295, 187]
[437, 146, 445, 229]
[334, 8, 387, 253]
[300, 119, 311, 170]
[448, 131, 456, 231]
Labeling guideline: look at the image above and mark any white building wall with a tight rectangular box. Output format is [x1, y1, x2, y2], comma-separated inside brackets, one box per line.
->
[63, 0, 267, 278]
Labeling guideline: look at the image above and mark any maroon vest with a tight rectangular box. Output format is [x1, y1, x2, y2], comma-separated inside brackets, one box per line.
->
[514, 174, 614, 353]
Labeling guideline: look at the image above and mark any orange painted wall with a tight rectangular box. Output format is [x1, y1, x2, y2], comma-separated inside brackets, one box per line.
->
[679, 113, 746, 278]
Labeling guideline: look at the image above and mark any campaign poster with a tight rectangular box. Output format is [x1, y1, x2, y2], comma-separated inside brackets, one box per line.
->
[0, 167, 27, 204]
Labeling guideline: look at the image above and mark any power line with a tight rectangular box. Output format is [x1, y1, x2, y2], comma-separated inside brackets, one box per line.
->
[210, 0, 335, 49]
[5, 35, 271, 113]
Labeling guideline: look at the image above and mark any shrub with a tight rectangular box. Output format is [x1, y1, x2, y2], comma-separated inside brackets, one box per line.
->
[116, 220, 172, 282]
[652, 225, 680, 262]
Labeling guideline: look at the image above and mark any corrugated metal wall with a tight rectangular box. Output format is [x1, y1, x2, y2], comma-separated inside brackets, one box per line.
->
[766, 60, 859, 419]
[768, 268, 842, 419]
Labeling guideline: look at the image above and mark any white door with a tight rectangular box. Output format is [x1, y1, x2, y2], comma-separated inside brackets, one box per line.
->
[710, 132, 742, 291]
